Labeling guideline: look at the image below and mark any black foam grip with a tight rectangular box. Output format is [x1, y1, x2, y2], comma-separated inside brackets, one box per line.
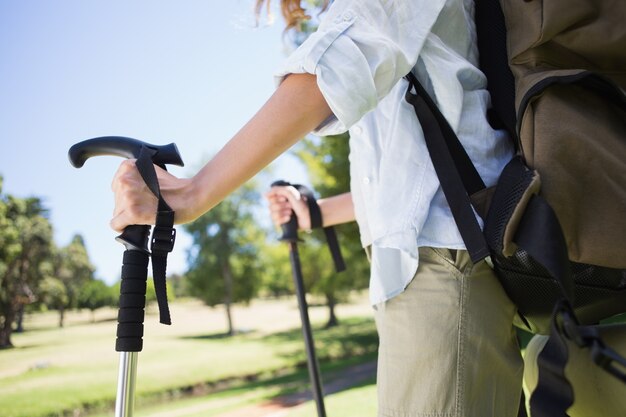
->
[117, 323, 144, 338]
[117, 308, 145, 324]
[120, 274, 147, 293]
[119, 294, 146, 309]
[115, 250, 150, 352]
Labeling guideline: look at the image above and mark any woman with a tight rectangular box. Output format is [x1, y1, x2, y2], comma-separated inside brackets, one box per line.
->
[111, 1, 522, 415]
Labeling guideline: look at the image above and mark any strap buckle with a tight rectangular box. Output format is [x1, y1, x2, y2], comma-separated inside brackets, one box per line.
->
[557, 302, 626, 383]
[151, 210, 176, 254]
[151, 225, 176, 254]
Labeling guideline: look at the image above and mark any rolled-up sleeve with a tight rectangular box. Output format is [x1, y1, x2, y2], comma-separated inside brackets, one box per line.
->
[275, 0, 447, 135]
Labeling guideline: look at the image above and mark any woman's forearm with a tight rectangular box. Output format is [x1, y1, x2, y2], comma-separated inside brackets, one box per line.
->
[186, 73, 333, 221]
[318, 192, 355, 227]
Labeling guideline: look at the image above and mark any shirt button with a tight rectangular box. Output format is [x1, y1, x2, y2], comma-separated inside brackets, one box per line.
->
[343, 12, 354, 21]
[351, 125, 363, 135]
[363, 177, 370, 185]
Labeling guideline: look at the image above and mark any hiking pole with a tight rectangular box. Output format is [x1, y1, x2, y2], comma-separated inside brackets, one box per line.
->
[274, 198, 326, 417]
[271, 180, 326, 417]
[288, 242, 328, 417]
[69, 136, 184, 417]
[271, 181, 346, 417]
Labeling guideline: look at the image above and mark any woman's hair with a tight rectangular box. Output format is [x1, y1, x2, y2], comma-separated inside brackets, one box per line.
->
[255, 0, 330, 32]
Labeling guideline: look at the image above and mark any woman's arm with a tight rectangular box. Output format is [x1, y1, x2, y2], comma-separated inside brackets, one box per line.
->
[318, 192, 355, 227]
[110, 73, 333, 232]
[266, 187, 355, 231]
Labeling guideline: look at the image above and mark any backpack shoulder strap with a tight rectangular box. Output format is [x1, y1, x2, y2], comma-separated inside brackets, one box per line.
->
[475, 0, 517, 141]
[404, 72, 490, 263]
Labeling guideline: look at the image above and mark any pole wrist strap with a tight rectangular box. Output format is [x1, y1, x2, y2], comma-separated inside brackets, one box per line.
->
[135, 146, 175, 325]
[292, 184, 346, 273]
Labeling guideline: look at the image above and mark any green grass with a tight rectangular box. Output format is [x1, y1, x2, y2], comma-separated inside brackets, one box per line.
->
[0, 296, 377, 417]
[85, 353, 378, 417]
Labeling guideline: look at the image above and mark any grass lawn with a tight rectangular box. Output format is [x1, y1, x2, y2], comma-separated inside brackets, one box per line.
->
[0, 294, 376, 417]
[86, 354, 378, 417]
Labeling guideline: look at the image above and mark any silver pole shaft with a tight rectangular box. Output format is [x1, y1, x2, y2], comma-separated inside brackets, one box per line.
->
[115, 351, 138, 417]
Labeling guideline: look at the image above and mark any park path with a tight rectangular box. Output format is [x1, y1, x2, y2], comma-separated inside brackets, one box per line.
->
[217, 360, 377, 417]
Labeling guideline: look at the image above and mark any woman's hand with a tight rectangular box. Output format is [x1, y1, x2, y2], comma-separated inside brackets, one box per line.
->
[265, 185, 311, 231]
[110, 159, 197, 232]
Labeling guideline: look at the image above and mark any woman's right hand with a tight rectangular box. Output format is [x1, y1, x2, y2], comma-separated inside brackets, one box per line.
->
[265, 185, 311, 231]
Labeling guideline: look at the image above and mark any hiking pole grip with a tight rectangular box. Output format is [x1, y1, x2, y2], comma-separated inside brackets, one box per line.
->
[68, 136, 184, 169]
[68, 136, 184, 249]
[271, 180, 300, 243]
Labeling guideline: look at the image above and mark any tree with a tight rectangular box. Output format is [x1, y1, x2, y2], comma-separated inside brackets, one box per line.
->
[184, 182, 263, 336]
[51, 235, 96, 327]
[78, 279, 115, 322]
[0, 177, 54, 347]
[39, 276, 69, 320]
[257, 243, 292, 298]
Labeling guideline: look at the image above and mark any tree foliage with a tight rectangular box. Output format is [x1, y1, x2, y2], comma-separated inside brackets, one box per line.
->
[51, 234, 96, 327]
[257, 242, 291, 298]
[77, 279, 115, 322]
[0, 176, 104, 342]
[39, 277, 69, 314]
[0, 178, 54, 347]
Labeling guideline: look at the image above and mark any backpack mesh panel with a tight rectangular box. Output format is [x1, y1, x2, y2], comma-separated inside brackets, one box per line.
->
[482, 159, 626, 333]
[494, 250, 626, 333]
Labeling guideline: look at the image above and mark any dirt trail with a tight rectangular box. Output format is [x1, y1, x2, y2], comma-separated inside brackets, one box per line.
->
[218, 361, 377, 417]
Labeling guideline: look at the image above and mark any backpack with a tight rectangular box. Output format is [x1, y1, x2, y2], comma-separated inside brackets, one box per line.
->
[405, 0, 626, 415]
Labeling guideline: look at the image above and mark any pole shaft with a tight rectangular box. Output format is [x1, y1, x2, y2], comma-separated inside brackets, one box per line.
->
[115, 351, 138, 417]
[289, 242, 327, 417]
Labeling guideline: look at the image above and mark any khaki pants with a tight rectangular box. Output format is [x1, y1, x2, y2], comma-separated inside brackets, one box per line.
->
[523, 324, 626, 416]
[374, 247, 524, 417]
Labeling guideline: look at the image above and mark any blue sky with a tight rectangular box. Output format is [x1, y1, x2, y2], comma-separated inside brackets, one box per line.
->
[0, 1, 310, 284]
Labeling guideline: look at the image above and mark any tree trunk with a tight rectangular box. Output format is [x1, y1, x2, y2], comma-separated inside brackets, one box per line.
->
[224, 302, 234, 337]
[15, 304, 25, 333]
[325, 293, 339, 328]
[58, 307, 65, 328]
[0, 309, 15, 348]
[1, 262, 19, 347]
[222, 261, 235, 336]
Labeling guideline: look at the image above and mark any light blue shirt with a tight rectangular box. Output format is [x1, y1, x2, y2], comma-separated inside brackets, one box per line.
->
[276, 0, 513, 305]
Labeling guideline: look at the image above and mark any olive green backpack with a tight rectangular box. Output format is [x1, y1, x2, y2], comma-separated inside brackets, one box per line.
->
[405, 1, 626, 415]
